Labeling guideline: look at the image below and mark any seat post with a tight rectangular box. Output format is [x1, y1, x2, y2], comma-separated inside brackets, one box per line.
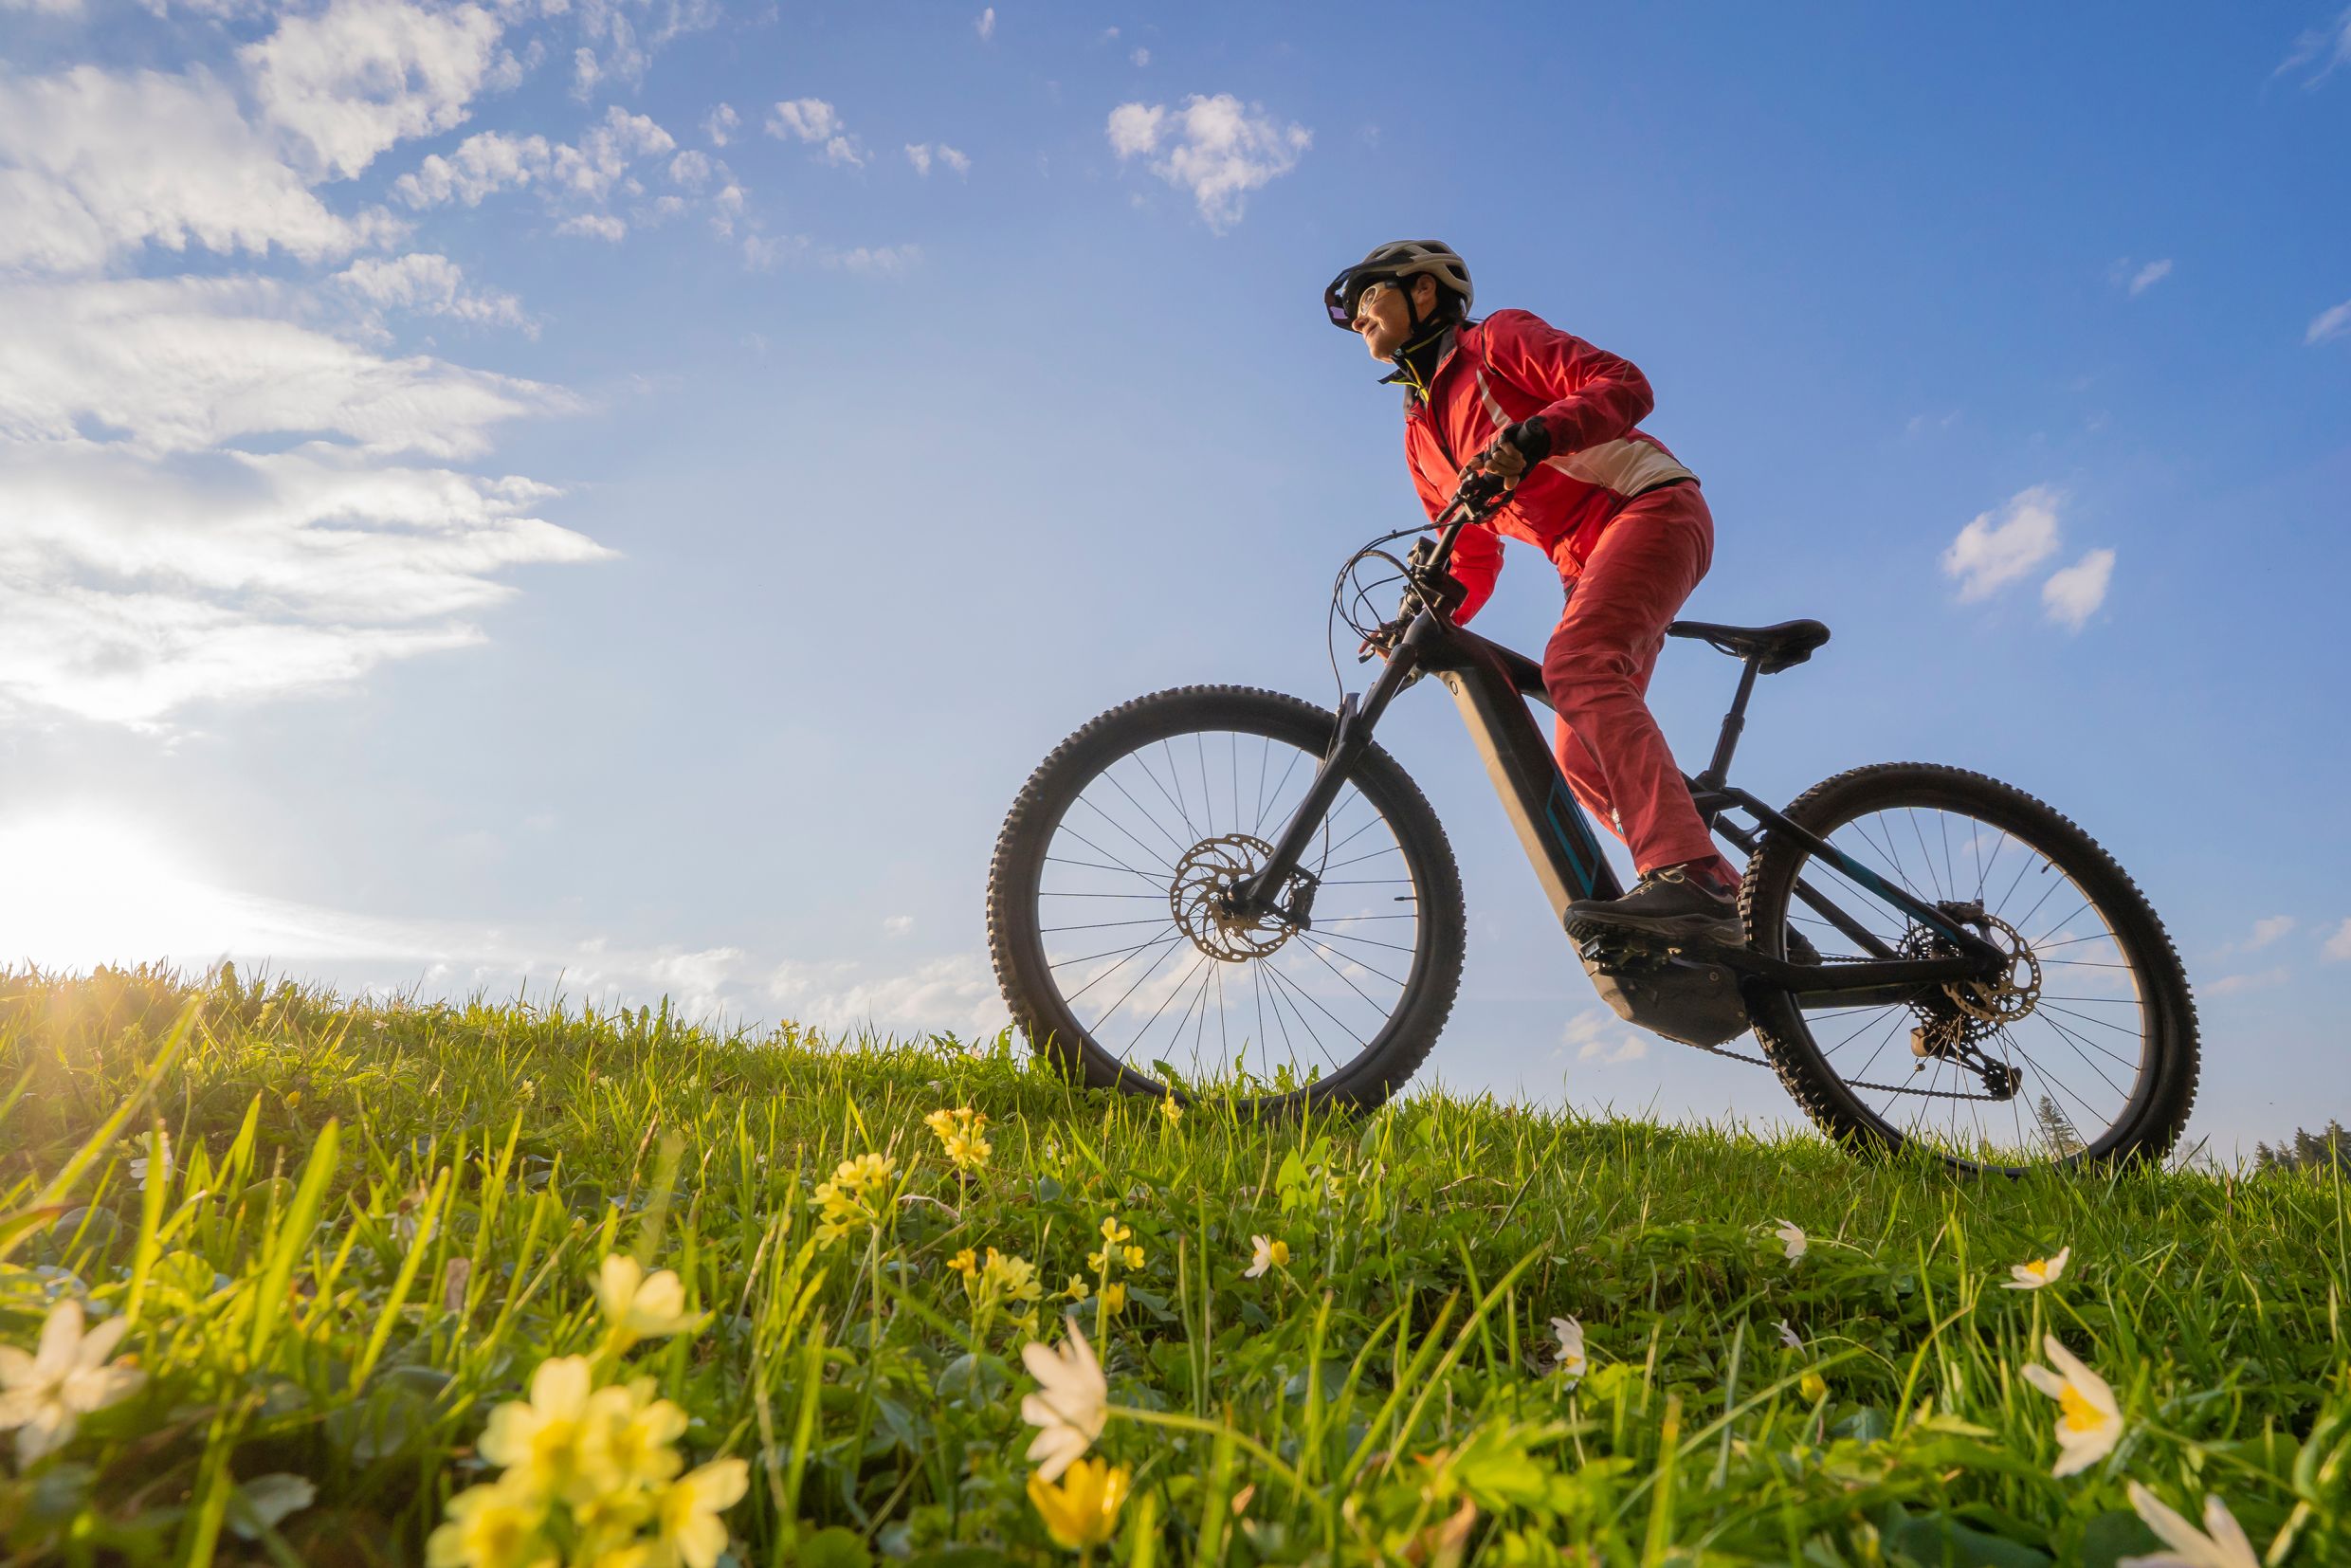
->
[1696, 657, 1761, 791]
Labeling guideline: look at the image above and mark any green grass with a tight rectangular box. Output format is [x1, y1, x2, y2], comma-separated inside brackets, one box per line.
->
[1, 962, 2344, 1566]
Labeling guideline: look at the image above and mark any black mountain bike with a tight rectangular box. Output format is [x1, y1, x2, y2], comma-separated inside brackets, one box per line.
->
[987, 473, 2199, 1171]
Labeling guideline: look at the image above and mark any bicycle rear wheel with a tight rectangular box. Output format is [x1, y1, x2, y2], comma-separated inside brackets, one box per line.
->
[987, 685, 1466, 1113]
[1740, 762, 2198, 1172]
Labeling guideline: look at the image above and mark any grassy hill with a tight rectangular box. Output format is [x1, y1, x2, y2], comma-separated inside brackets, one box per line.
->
[0, 964, 2343, 1565]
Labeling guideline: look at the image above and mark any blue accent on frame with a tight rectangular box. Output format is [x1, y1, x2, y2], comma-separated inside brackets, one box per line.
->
[1543, 780, 1601, 898]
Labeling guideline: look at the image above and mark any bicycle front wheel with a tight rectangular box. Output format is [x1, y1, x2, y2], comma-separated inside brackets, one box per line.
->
[986, 685, 1466, 1113]
[1740, 762, 2199, 1172]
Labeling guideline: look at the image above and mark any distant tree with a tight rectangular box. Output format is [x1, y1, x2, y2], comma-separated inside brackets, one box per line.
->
[2034, 1096, 2085, 1157]
[2254, 1120, 2350, 1174]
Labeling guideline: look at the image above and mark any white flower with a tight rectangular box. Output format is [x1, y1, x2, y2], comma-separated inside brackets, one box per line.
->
[1549, 1317, 1586, 1385]
[1019, 1319, 1108, 1481]
[1244, 1235, 1287, 1279]
[2119, 1482, 2260, 1568]
[2004, 1247, 2070, 1290]
[0, 1299, 146, 1467]
[1777, 1320, 1801, 1351]
[1774, 1220, 1808, 1261]
[2019, 1334, 2123, 1476]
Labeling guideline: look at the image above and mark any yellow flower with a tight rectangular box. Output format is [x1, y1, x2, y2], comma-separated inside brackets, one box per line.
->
[1098, 1283, 1126, 1316]
[1121, 1245, 1144, 1270]
[586, 1377, 688, 1492]
[1099, 1216, 1131, 1246]
[0, 1298, 146, 1467]
[1085, 1250, 1106, 1273]
[1065, 1276, 1091, 1303]
[2004, 1247, 2071, 1291]
[284, 1089, 303, 1108]
[949, 1248, 979, 1279]
[1027, 1456, 1131, 1550]
[652, 1457, 750, 1568]
[2120, 1481, 2260, 1568]
[595, 1256, 700, 1347]
[1019, 1319, 1108, 1481]
[981, 1249, 1045, 1306]
[427, 1477, 553, 1568]
[2020, 1335, 2123, 1477]
[1799, 1372, 1829, 1404]
[1548, 1317, 1586, 1385]
[924, 1107, 993, 1172]
[480, 1356, 602, 1503]
[1245, 1235, 1287, 1279]
[811, 1153, 898, 1248]
[1157, 1098, 1182, 1126]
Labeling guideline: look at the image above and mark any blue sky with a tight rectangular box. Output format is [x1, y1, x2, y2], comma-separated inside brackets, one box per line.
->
[1, 0, 2346, 1157]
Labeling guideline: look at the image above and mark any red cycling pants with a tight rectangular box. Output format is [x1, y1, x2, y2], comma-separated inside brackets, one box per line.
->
[1540, 482, 1731, 881]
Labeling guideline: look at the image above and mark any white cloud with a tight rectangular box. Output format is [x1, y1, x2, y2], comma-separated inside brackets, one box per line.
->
[702, 102, 738, 146]
[1105, 94, 1310, 231]
[974, 6, 993, 41]
[0, 275, 601, 724]
[0, 276, 568, 458]
[2306, 300, 2351, 345]
[0, 65, 384, 274]
[2206, 967, 2289, 996]
[766, 98, 863, 167]
[243, 0, 505, 181]
[2125, 258, 2172, 296]
[904, 142, 970, 177]
[335, 252, 531, 332]
[1563, 1010, 1648, 1066]
[2243, 915, 2296, 952]
[883, 914, 914, 937]
[556, 211, 626, 241]
[392, 107, 673, 224]
[393, 130, 552, 206]
[1105, 101, 1165, 157]
[1941, 485, 2063, 602]
[2324, 918, 2351, 962]
[767, 97, 841, 141]
[829, 244, 920, 276]
[567, 0, 720, 100]
[1131, 46, 1150, 66]
[2278, 9, 2351, 84]
[2041, 547, 2115, 631]
[767, 952, 1007, 1040]
[667, 149, 712, 187]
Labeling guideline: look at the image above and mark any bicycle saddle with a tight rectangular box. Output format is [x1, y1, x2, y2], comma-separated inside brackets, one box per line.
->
[1667, 618, 1832, 674]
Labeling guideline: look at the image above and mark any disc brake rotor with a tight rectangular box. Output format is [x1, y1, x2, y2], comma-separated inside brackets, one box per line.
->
[1169, 834, 1315, 961]
[1942, 911, 2042, 1024]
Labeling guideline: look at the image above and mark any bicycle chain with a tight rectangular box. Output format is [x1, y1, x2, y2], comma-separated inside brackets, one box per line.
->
[1692, 1042, 2003, 1102]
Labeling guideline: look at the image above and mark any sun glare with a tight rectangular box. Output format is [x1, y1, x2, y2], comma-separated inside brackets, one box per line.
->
[0, 813, 228, 972]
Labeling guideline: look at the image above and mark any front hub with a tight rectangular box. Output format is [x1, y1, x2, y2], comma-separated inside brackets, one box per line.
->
[1170, 834, 1316, 960]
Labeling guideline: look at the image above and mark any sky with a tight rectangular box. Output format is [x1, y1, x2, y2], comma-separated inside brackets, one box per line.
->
[1, 0, 2346, 1158]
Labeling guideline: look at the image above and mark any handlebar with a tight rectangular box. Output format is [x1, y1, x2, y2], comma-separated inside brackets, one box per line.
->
[1355, 466, 1512, 661]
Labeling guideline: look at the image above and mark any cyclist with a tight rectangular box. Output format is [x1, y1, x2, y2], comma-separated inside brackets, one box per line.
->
[1326, 240, 1743, 945]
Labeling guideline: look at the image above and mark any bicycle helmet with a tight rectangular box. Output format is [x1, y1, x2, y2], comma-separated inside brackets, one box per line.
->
[1323, 240, 1474, 330]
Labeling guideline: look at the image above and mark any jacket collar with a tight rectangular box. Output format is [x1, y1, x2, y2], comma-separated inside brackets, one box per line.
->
[1380, 321, 1466, 407]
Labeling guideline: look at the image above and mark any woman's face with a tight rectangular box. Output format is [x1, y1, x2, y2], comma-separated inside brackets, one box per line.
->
[1353, 276, 1433, 359]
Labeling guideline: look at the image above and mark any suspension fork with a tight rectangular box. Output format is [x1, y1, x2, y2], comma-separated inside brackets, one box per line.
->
[1227, 610, 1436, 920]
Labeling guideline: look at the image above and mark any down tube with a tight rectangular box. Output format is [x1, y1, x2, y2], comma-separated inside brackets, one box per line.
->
[1432, 662, 1623, 923]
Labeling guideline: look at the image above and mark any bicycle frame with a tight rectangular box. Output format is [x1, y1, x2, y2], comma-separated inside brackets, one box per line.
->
[1232, 500, 2010, 1008]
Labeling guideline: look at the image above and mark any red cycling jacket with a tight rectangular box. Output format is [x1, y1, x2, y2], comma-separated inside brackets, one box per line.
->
[1399, 308, 1696, 624]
